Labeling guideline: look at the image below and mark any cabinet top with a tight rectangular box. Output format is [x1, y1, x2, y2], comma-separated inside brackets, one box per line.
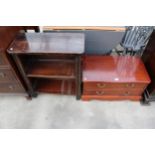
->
[83, 56, 151, 83]
[7, 33, 85, 54]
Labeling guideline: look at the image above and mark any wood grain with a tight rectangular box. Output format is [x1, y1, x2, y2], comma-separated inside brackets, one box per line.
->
[82, 95, 141, 101]
[43, 26, 125, 32]
[83, 56, 151, 83]
[36, 79, 75, 95]
[83, 82, 147, 91]
[8, 33, 85, 54]
[83, 89, 143, 96]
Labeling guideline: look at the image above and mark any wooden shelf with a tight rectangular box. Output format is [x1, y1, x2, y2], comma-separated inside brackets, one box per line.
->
[36, 79, 75, 95]
[8, 33, 83, 99]
[26, 60, 75, 79]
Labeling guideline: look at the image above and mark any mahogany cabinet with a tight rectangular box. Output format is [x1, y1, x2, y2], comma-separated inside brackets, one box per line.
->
[0, 27, 25, 94]
[0, 26, 39, 95]
[82, 55, 150, 101]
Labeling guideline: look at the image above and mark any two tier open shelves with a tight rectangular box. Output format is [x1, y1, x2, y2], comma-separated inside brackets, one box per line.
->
[8, 33, 85, 99]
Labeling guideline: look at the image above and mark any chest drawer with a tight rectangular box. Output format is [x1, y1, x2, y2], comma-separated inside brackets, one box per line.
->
[0, 53, 9, 66]
[0, 83, 25, 93]
[83, 89, 142, 96]
[0, 69, 18, 83]
[83, 82, 147, 90]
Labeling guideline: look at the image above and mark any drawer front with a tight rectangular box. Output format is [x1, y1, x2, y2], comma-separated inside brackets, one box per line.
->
[82, 95, 142, 101]
[0, 69, 18, 83]
[0, 53, 9, 66]
[0, 83, 25, 93]
[83, 89, 142, 96]
[83, 82, 147, 90]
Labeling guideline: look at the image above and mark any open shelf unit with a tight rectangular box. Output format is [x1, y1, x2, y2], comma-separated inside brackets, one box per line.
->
[8, 33, 84, 99]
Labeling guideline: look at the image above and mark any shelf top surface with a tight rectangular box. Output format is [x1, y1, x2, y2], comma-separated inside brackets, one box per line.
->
[7, 33, 85, 54]
[83, 56, 151, 83]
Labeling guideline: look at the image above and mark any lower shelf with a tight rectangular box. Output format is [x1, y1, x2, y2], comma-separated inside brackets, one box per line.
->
[26, 60, 75, 79]
[81, 95, 142, 101]
[35, 79, 75, 95]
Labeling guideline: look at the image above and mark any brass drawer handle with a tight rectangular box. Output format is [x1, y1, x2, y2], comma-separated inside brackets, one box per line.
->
[126, 83, 135, 88]
[126, 84, 129, 87]
[0, 72, 5, 78]
[96, 91, 104, 95]
[97, 83, 106, 88]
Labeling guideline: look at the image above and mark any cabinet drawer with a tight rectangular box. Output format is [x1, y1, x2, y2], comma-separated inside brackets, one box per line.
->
[0, 83, 25, 93]
[0, 69, 18, 83]
[83, 89, 142, 96]
[82, 95, 142, 101]
[0, 53, 9, 66]
[83, 82, 147, 90]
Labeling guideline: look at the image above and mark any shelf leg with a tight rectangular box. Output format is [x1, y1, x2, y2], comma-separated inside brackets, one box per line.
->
[75, 55, 82, 100]
[11, 54, 36, 98]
